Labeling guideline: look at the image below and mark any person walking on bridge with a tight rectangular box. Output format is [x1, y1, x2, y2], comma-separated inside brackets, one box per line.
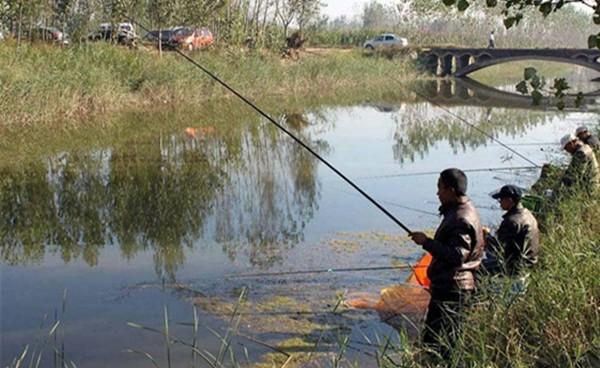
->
[491, 185, 540, 276]
[409, 168, 484, 358]
[575, 126, 600, 151]
[488, 30, 495, 48]
[559, 134, 600, 196]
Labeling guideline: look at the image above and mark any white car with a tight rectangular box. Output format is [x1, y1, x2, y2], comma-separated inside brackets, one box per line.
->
[363, 33, 408, 50]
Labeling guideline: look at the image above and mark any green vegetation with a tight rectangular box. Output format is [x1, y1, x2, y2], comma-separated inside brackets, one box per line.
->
[0, 41, 419, 128]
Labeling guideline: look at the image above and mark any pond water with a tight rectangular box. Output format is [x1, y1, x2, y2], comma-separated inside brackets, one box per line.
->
[2, 74, 599, 367]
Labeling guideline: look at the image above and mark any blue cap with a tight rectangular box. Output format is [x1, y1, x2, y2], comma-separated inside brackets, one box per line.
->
[491, 185, 523, 200]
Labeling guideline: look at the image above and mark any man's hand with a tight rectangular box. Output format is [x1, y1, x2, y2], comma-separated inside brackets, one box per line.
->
[409, 232, 429, 246]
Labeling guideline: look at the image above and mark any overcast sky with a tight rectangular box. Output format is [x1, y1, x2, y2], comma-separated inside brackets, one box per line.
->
[322, 0, 396, 19]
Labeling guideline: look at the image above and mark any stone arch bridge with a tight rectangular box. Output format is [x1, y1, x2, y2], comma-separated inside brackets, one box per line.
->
[419, 48, 600, 77]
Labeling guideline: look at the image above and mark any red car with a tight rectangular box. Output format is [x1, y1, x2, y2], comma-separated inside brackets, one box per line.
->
[171, 27, 213, 51]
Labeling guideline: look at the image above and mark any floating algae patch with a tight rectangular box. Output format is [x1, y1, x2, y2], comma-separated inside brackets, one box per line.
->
[250, 337, 335, 368]
[328, 238, 361, 253]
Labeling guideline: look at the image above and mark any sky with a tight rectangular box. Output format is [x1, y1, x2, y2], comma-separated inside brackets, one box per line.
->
[322, 0, 396, 19]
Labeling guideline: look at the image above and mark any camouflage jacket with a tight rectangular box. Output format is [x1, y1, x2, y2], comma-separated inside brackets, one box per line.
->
[423, 196, 485, 292]
[561, 143, 600, 195]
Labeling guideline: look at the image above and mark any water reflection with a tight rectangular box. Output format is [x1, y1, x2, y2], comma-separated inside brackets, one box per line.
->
[0, 112, 327, 278]
[1, 80, 595, 276]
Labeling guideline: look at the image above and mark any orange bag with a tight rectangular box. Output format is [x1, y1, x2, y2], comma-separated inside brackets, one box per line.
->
[406, 252, 432, 289]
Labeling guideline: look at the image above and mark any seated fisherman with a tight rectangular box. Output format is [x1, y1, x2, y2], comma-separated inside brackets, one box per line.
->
[559, 134, 600, 196]
[490, 185, 540, 276]
[575, 126, 600, 151]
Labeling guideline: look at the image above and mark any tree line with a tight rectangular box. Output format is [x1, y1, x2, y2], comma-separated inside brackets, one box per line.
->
[0, 0, 596, 49]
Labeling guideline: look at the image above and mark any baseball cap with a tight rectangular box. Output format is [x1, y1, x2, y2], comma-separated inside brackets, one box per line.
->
[491, 184, 523, 200]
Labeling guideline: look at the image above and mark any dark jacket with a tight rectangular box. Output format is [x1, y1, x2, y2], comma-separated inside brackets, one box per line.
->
[497, 203, 540, 276]
[423, 196, 485, 292]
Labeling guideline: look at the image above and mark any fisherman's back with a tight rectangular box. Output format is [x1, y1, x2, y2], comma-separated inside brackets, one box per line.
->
[425, 196, 485, 292]
[562, 144, 600, 194]
[497, 204, 539, 275]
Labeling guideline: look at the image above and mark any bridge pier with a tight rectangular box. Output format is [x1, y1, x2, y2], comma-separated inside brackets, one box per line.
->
[440, 55, 454, 77]
[456, 54, 471, 70]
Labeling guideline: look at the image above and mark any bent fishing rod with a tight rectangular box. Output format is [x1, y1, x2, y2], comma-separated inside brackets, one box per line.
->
[125, 15, 413, 234]
[413, 89, 542, 168]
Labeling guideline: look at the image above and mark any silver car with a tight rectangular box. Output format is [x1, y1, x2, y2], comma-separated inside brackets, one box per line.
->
[363, 33, 408, 50]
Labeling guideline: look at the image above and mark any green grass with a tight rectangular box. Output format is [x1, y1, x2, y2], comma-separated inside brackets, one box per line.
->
[385, 189, 600, 367]
[0, 41, 420, 128]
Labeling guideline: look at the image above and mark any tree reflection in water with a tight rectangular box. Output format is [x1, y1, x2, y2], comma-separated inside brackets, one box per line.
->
[390, 79, 556, 164]
[0, 112, 327, 280]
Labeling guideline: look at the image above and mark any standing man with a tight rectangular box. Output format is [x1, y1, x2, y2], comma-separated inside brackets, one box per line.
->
[575, 126, 600, 151]
[491, 185, 540, 276]
[488, 30, 495, 48]
[410, 168, 484, 357]
[560, 134, 600, 195]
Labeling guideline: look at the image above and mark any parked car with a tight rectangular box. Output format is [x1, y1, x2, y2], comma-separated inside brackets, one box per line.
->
[171, 27, 213, 50]
[31, 26, 69, 45]
[363, 33, 408, 50]
[89, 22, 136, 45]
[145, 26, 213, 51]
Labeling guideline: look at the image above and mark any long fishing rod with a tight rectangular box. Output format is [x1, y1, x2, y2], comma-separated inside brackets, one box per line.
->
[413, 89, 542, 168]
[356, 165, 539, 181]
[225, 263, 426, 279]
[125, 15, 412, 234]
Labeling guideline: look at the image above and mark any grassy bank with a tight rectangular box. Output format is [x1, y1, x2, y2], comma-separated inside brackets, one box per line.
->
[0, 42, 420, 128]
[394, 191, 599, 367]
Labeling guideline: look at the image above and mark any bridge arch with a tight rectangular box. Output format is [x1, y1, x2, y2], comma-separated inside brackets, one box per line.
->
[419, 48, 600, 78]
[454, 54, 600, 77]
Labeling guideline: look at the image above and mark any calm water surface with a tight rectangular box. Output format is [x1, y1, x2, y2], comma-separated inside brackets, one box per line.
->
[2, 77, 598, 367]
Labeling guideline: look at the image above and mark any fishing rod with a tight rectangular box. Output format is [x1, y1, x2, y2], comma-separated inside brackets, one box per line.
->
[225, 264, 426, 279]
[356, 165, 539, 181]
[413, 89, 542, 168]
[124, 15, 412, 234]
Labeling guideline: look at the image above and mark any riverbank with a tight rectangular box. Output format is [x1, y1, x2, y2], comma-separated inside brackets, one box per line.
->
[402, 190, 599, 366]
[0, 42, 419, 128]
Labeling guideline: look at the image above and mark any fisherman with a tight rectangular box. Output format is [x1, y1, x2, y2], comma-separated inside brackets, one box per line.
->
[559, 134, 600, 196]
[491, 185, 540, 276]
[409, 168, 484, 357]
[575, 126, 600, 151]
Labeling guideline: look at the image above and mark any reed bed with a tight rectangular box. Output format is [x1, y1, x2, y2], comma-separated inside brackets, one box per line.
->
[0, 42, 419, 129]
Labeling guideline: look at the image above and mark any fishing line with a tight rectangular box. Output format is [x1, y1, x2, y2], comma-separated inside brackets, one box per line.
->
[356, 165, 539, 181]
[413, 89, 542, 168]
[124, 15, 412, 234]
[225, 264, 426, 279]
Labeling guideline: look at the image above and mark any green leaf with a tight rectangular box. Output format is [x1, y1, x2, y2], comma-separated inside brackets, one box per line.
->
[442, 0, 456, 6]
[457, 0, 470, 11]
[588, 35, 597, 49]
[486, 0, 498, 7]
[504, 17, 516, 29]
[516, 80, 529, 95]
[524, 67, 537, 80]
[556, 100, 565, 111]
[594, 15, 600, 25]
[531, 75, 542, 89]
[552, 78, 570, 97]
[539, 2, 552, 16]
[531, 90, 543, 105]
